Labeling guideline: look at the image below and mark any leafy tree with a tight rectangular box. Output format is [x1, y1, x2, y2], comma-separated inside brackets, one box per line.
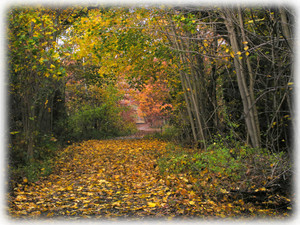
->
[134, 76, 172, 126]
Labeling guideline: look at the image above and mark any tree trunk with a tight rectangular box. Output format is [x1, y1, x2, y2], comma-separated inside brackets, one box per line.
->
[237, 7, 261, 145]
[279, 7, 292, 50]
[23, 94, 35, 160]
[223, 8, 261, 148]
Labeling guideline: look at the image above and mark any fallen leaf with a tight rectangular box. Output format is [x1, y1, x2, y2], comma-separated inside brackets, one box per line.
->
[147, 202, 156, 207]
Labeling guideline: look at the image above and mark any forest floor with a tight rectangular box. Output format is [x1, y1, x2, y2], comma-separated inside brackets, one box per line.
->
[114, 123, 161, 140]
[8, 127, 292, 220]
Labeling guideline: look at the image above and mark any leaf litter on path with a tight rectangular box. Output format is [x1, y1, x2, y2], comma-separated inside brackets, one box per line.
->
[8, 139, 291, 220]
[9, 139, 170, 219]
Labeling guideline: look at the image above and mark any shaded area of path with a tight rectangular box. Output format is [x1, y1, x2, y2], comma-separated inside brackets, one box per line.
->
[136, 123, 161, 135]
[115, 123, 161, 140]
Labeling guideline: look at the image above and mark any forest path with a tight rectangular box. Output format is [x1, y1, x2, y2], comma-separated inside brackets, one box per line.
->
[9, 139, 205, 219]
[114, 123, 161, 140]
[9, 139, 290, 219]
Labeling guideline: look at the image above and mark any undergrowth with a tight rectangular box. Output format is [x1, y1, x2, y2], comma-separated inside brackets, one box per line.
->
[158, 140, 291, 195]
[9, 134, 60, 188]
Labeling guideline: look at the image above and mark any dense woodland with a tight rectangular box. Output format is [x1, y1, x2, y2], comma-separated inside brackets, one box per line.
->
[8, 5, 294, 219]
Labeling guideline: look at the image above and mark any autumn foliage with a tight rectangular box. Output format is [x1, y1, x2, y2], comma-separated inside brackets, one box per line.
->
[134, 77, 172, 126]
[8, 5, 293, 221]
[8, 139, 291, 219]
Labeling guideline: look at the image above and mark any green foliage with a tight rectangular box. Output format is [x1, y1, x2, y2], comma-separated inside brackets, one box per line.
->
[9, 133, 59, 184]
[158, 139, 290, 192]
[158, 143, 192, 174]
[161, 124, 180, 140]
[145, 124, 180, 142]
[21, 159, 53, 182]
[34, 134, 59, 160]
[63, 82, 136, 141]
[67, 104, 120, 140]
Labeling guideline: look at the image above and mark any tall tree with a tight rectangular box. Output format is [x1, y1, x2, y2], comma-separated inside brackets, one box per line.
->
[8, 7, 86, 160]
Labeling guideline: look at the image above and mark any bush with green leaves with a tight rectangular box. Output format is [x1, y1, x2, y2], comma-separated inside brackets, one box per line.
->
[158, 140, 291, 192]
[144, 124, 181, 142]
[67, 103, 127, 140]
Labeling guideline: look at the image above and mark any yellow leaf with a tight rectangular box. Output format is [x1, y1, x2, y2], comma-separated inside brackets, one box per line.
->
[23, 177, 28, 183]
[66, 185, 73, 191]
[189, 201, 195, 205]
[53, 52, 59, 58]
[236, 51, 242, 55]
[220, 188, 229, 194]
[50, 64, 55, 69]
[242, 41, 248, 44]
[147, 202, 156, 207]
[244, 46, 249, 51]
[245, 51, 250, 56]
[255, 187, 266, 192]
[15, 195, 27, 201]
[189, 190, 195, 196]
[112, 201, 121, 206]
[287, 82, 294, 86]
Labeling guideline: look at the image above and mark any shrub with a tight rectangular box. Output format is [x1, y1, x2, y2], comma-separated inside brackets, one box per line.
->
[67, 104, 118, 140]
[158, 143, 193, 174]
[161, 125, 180, 141]
[158, 140, 291, 193]
[144, 124, 180, 141]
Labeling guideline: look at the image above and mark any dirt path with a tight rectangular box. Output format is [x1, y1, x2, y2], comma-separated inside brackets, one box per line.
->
[114, 123, 161, 140]
[136, 123, 161, 132]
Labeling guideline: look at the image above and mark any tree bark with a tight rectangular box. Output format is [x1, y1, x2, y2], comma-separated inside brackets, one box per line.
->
[237, 7, 261, 145]
[279, 7, 292, 50]
[222, 8, 261, 148]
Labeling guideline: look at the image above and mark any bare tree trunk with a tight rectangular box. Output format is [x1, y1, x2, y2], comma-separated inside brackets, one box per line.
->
[179, 69, 198, 143]
[237, 7, 261, 145]
[183, 71, 206, 149]
[23, 94, 35, 160]
[223, 8, 261, 148]
[279, 7, 292, 50]
[169, 20, 206, 149]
